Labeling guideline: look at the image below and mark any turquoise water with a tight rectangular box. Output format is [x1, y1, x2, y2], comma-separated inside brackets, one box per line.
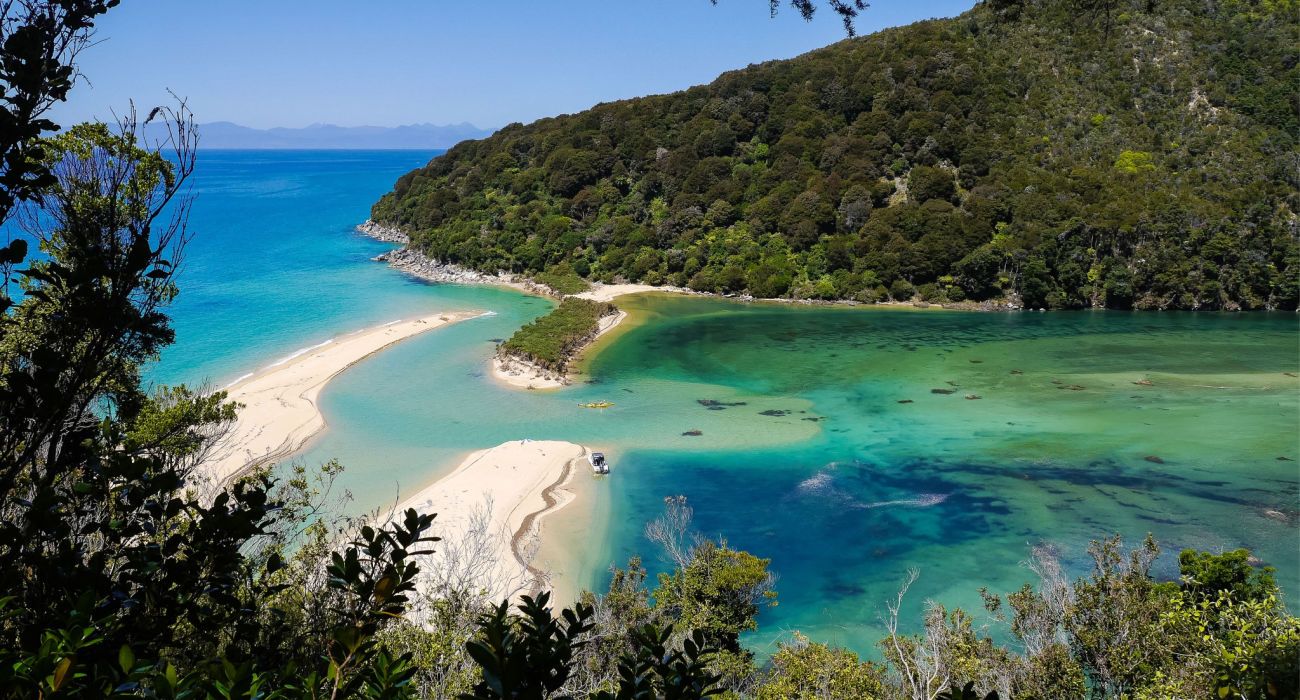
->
[149, 149, 485, 388]
[150, 151, 1299, 658]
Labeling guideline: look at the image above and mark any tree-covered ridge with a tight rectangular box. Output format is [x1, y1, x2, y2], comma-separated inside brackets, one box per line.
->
[373, 0, 1298, 310]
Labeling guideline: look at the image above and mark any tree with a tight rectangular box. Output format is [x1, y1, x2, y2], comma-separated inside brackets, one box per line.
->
[952, 246, 1001, 300]
[710, 0, 870, 36]
[1178, 549, 1277, 603]
[757, 633, 885, 699]
[907, 165, 956, 204]
[460, 593, 726, 700]
[1017, 257, 1052, 308]
[0, 101, 440, 698]
[0, 0, 121, 314]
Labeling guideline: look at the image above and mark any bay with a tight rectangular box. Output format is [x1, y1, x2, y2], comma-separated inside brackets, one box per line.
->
[150, 150, 1299, 657]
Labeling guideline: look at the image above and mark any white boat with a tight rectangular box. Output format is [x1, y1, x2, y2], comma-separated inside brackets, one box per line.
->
[589, 451, 609, 474]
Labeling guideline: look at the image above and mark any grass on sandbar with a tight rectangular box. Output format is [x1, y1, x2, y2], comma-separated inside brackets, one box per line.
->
[499, 297, 615, 372]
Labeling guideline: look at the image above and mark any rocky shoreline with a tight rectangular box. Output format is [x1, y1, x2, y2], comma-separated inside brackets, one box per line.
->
[356, 219, 409, 245]
[358, 220, 1019, 311]
[358, 221, 540, 291]
[374, 247, 528, 288]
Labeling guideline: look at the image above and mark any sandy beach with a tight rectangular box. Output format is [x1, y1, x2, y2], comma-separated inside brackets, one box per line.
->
[392, 439, 590, 601]
[201, 311, 482, 484]
[571, 283, 690, 302]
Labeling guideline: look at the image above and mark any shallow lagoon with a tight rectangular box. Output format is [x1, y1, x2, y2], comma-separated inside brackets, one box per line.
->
[305, 292, 1298, 654]
[155, 151, 1299, 658]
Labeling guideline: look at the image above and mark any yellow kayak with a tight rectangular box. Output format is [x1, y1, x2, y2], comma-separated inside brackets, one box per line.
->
[578, 401, 615, 409]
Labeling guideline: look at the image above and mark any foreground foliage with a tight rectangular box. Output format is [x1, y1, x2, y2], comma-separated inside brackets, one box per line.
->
[374, 0, 1298, 310]
[431, 519, 1296, 699]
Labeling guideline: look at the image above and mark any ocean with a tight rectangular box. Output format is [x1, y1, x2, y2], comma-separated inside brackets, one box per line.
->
[149, 150, 1299, 656]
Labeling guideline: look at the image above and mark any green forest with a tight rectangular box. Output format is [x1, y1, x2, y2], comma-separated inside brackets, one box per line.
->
[373, 0, 1298, 310]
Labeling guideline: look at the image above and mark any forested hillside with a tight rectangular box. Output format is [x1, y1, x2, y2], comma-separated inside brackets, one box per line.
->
[373, 0, 1297, 310]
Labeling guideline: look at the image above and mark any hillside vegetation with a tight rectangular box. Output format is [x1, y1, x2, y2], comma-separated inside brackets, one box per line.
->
[373, 0, 1297, 310]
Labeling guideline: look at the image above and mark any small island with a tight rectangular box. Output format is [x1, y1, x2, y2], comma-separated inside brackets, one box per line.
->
[493, 297, 623, 389]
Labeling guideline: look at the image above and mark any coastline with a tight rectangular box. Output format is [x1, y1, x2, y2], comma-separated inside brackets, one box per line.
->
[358, 220, 1018, 393]
[359, 220, 548, 297]
[392, 439, 591, 601]
[201, 310, 482, 485]
[358, 221, 1022, 312]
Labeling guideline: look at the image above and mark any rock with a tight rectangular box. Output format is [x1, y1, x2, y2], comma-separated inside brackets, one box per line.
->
[698, 399, 747, 408]
[759, 409, 790, 416]
[682, 429, 703, 436]
[1058, 384, 1086, 391]
[1144, 455, 1165, 464]
[965, 394, 982, 400]
[374, 245, 525, 288]
[1262, 509, 1296, 524]
[930, 388, 955, 395]
[356, 220, 409, 244]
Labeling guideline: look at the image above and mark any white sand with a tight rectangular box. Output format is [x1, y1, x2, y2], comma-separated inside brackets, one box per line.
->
[202, 311, 482, 484]
[572, 283, 690, 302]
[393, 439, 590, 600]
[491, 356, 568, 390]
[491, 309, 630, 390]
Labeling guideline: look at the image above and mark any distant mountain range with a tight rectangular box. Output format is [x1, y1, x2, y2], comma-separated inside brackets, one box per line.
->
[175, 121, 495, 149]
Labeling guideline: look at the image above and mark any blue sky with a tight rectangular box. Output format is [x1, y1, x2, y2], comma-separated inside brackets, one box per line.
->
[55, 0, 976, 130]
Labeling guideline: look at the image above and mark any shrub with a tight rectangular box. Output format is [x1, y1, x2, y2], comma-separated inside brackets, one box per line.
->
[499, 298, 616, 372]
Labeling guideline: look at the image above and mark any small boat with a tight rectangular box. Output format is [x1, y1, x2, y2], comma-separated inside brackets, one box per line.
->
[589, 451, 609, 474]
[578, 401, 614, 409]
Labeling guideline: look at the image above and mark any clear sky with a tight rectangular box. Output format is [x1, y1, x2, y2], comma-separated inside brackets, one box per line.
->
[54, 0, 977, 130]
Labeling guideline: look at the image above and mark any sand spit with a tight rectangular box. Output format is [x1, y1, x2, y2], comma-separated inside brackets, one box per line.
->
[392, 440, 590, 601]
[202, 311, 482, 484]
